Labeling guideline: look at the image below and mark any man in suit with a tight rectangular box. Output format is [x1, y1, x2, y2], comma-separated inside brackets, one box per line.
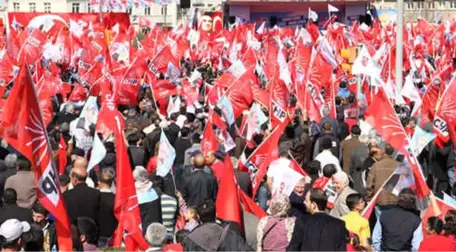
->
[0, 188, 32, 224]
[330, 171, 357, 218]
[63, 166, 101, 225]
[181, 153, 218, 207]
[341, 125, 362, 174]
[287, 188, 348, 251]
[166, 113, 181, 145]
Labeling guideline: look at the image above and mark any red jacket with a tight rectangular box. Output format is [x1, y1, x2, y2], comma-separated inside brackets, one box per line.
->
[418, 235, 456, 251]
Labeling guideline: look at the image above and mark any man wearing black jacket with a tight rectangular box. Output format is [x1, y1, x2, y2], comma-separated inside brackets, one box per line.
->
[287, 188, 347, 251]
[181, 153, 218, 207]
[63, 166, 101, 225]
[0, 188, 32, 225]
[97, 168, 118, 247]
[183, 200, 253, 251]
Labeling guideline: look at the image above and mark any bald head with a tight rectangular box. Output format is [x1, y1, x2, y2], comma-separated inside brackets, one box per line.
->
[70, 166, 88, 186]
[73, 157, 88, 170]
[193, 154, 206, 169]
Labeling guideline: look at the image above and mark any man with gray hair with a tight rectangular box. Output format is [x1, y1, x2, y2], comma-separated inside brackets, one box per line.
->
[330, 171, 357, 218]
[145, 222, 167, 252]
[97, 168, 117, 247]
[0, 154, 17, 199]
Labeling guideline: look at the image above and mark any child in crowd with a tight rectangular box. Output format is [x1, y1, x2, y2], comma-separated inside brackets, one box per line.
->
[176, 191, 200, 232]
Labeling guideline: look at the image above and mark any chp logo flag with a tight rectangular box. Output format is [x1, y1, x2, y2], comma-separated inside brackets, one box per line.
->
[2, 63, 72, 251]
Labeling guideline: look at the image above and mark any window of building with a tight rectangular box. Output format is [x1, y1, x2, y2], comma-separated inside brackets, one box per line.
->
[13, 2, 20, 12]
[451, 0, 456, 9]
[44, 2, 51, 13]
[127, 8, 132, 14]
[88, 3, 91, 13]
[407, 1, 412, 9]
[72, 3, 80, 13]
[161, 7, 164, 15]
[29, 2, 36, 12]
[145, 7, 151, 16]
[429, 1, 434, 9]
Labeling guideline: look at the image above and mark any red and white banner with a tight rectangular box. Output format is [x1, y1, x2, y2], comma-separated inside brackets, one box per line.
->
[8, 12, 130, 31]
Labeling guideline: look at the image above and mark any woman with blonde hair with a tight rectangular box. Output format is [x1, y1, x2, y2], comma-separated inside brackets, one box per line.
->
[256, 194, 295, 252]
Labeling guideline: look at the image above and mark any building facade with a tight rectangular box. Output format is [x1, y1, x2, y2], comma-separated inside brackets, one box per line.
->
[373, 0, 456, 22]
[6, 0, 182, 27]
[225, 0, 370, 27]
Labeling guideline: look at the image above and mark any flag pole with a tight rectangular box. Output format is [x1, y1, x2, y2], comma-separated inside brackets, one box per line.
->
[396, 0, 404, 92]
[99, 0, 103, 23]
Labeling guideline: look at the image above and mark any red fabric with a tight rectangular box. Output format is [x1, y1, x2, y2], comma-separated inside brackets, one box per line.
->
[249, 119, 289, 198]
[418, 235, 456, 251]
[101, 99, 149, 251]
[201, 121, 218, 156]
[2, 64, 73, 251]
[345, 118, 357, 132]
[239, 188, 268, 219]
[216, 155, 243, 231]
[114, 57, 146, 105]
[364, 87, 430, 199]
[210, 160, 225, 182]
[58, 136, 67, 175]
[147, 156, 158, 173]
[164, 243, 184, 252]
[346, 243, 356, 252]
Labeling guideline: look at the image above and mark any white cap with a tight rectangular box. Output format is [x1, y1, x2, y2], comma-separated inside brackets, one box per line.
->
[0, 219, 31, 241]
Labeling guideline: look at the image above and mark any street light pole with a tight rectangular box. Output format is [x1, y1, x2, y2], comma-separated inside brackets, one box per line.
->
[396, 0, 404, 92]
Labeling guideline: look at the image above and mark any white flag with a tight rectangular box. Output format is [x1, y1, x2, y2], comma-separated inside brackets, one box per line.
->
[401, 74, 422, 102]
[328, 4, 339, 13]
[352, 46, 381, 77]
[87, 134, 106, 172]
[256, 21, 265, 34]
[167, 96, 181, 117]
[308, 8, 318, 22]
[157, 130, 176, 177]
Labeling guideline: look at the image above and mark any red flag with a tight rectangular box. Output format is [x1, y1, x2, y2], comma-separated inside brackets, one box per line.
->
[18, 28, 47, 64]
[59, 136, 67, 175]
[2, 64, 72, 251]
[239, 188, 268, 219]
[102, 98, 149, 251]
[269, 78, 289, 129]
[289, 155, 309, 177]
[224, 69, 255, 119]
[216, 155, 243, 230]
[433, 77, 456, 147]
[201, 121, 218, 155]
[248, 119, 289, 197]
[150, 45, 179, 75]
[0, 49, 17, 86]
[421, 197, 456, 238]
[68, 84, 88, 103]
[115, 57, 145, 105]
[364, 87, 430, 199]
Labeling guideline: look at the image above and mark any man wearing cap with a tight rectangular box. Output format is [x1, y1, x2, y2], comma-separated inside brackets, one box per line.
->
[0, 219, 31, 251]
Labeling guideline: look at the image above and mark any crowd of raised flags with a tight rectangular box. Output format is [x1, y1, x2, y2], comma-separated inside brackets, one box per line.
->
[1, 4, 456, 251]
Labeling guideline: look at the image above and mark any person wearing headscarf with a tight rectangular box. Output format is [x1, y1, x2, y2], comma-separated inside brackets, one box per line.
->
[133, 166, 162, 234]
[256, 194, 295, 252]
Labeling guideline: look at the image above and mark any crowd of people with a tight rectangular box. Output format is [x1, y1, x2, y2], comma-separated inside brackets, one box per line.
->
[0, 8, 456, 252]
